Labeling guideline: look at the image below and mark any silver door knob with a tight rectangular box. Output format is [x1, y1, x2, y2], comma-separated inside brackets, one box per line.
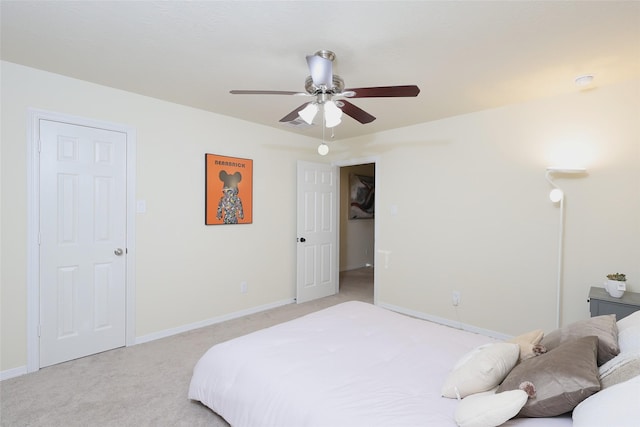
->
[114, 248, 124, 256]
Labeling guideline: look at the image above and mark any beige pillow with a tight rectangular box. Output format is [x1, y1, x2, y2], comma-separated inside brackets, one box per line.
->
[508, 329, 544, 361]
[455, 389, 528, 427]
[497, 336, 600, 417]
[598, 351, 640, 388]
[441, 342, 520, 399]
[541, 315, 619, 366]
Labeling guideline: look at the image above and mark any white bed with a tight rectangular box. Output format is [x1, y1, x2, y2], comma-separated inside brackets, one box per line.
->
[189, 301, 575, 426]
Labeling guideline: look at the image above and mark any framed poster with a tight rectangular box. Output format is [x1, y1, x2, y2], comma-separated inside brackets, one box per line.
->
[205, 154, 253, 225]
[349, 174, 375, 219]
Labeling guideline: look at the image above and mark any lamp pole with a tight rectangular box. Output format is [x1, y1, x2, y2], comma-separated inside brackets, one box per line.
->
[545, 167, 586, 328]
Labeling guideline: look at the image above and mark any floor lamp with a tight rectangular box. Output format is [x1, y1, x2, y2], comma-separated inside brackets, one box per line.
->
[545, 167, 587, 328]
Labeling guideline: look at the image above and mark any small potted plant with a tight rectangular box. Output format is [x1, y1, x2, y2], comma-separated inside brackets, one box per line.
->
[604, 273, 626, 298]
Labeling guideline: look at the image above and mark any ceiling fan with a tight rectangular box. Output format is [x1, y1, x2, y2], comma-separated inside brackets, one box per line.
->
[230, 50, 420, 129]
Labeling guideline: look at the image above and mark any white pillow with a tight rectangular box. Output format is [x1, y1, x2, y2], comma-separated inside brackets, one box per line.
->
[573, 375, 640, 427]
[455, 389, 527, 427]
[616, 310, 640, 333]
[618, 323, 640, 353]
[598, 312, 640, 388]
[442, 342, 520, 398]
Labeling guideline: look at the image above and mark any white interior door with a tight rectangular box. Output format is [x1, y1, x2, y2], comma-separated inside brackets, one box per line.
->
[39, 119, 127, 367]
[296, 161, 338, 303]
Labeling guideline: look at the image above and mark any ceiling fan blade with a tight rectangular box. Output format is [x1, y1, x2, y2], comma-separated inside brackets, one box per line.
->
[339, 100, 376, 124]
[279, 103, 312, 123]
[230, 90, 301, 95]
[306, 55, 333, 88]
[345, 85, 420, 98]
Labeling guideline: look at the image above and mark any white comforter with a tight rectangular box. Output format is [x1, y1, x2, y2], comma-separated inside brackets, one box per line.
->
[189, 301, 571, 427]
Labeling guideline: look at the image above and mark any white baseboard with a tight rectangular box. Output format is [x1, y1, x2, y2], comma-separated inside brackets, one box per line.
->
[2, 299, 295, 381]
[378, 302, 511, 341]
[340, 263, 374, 272]
[134, 298, 296, 345]
[0, 365, 28, 381]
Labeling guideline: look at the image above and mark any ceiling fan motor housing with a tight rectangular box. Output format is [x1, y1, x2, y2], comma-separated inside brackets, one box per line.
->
[305, 75, 345, 97]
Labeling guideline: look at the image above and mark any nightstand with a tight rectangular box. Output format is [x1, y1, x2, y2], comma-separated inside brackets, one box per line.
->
[588, 286, 640, 320]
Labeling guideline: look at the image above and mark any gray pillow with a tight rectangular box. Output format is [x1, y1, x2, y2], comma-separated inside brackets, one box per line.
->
[497, 336, 600, 417]
[541, 314, 619, 366]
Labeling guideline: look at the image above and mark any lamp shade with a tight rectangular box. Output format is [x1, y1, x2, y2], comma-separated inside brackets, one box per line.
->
[299, 103, 319, 124]
[323, 100, 342, 128]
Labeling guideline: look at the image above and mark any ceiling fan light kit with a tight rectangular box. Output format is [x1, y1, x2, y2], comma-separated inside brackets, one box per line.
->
[230, 50, 420, 153]
[298, 98, 343, 128]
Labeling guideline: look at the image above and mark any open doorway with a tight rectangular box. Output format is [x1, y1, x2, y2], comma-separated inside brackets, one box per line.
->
[338, 162, 375, 304]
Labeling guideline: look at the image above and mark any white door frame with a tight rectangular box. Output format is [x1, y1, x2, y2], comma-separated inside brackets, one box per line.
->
[333, 156, 379, 305]
[26, 108, 137, 373]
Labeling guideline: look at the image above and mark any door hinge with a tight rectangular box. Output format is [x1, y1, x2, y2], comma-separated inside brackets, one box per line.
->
[38, 232, 41, 245]
[38, 325, 41, 337]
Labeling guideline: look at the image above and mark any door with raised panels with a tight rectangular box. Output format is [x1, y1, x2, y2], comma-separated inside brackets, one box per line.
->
[39, 119, 127, 367]
[296, 161, 338, 303]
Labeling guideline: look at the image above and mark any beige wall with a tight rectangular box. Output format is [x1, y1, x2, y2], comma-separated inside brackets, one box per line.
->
[330, 79, 640, 335]
[339, 164, 375, 271]
[0, 61, 319, 372]
[2, 60, 639, 373]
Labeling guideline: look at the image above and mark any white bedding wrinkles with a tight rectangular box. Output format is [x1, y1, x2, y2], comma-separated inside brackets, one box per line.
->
[189, 301, 571, 427]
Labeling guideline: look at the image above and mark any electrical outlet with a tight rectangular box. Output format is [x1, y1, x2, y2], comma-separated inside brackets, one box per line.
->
[452, 291, 461, 306]
[240, 281, 248, 293]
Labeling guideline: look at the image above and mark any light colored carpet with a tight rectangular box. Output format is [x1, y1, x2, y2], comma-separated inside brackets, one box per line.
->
[0, 268, 373, 427]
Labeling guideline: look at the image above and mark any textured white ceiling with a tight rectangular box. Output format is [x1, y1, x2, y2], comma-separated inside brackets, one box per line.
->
[2, 1, 639, 140]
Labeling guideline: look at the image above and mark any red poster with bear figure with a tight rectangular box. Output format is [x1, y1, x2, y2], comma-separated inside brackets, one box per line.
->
[205, 154, 253, 225]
